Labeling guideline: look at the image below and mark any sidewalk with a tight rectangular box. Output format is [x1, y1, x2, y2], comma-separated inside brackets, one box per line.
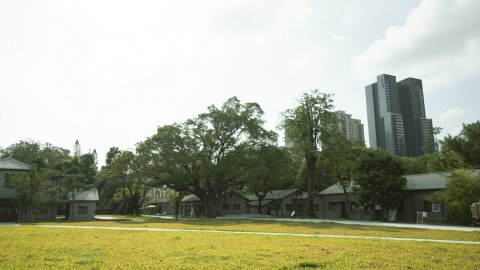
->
[249, 217, 480, 232]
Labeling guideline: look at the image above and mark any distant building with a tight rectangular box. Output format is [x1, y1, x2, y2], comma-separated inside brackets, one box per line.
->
[365, 74, 434, 157]
[284, 110, 365, 148]
[334, 110, 365, 146]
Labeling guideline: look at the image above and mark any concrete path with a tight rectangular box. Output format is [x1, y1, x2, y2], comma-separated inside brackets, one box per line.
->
[37, 224, 480, 245]
[0, 222, 18, 226]
[248, 217, 480, 232]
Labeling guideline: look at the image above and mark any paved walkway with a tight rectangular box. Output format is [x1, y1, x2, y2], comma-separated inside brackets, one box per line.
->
[37, 224, 480, 245]
[248, 217, 480, 232]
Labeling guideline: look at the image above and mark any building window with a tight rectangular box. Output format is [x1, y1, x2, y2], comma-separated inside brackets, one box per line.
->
[285, 204, 292, 211]
[78, 206, 88, 214]
[229, 193, 233, 199]
[233, 204, 240, 210]
[222, 204, 229, 210]
[424, 200, 433, 212]
[363, 205, 373, 214]
[432, 204, 440, 212]
[313, 204, 319, 211]
[329, 202, 337, 211]
[350, 202, 360, 213]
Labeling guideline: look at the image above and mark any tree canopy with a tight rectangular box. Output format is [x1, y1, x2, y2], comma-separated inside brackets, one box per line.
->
[442, 121, 480, 168]
[428, 169, 480, 224]
[0, 140, 70, 220]
[138, 97, 277, 217]
[280, 90, 335, 217]
[242, 145, 295, 213]
[353, 148, 406, 221]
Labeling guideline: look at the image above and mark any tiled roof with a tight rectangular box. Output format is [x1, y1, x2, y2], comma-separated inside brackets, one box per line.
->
[182, 194, 201, 202]
[73, 188, 99, 201]
[247, 189, 298, 201]
[318, 170, 480, 195]
[0, 157, 30, 171]
[248, 200, 272, 206]
[59, 188, 99, 201]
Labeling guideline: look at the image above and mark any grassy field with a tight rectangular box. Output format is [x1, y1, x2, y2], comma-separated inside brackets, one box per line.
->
[1, 217, 480, 269]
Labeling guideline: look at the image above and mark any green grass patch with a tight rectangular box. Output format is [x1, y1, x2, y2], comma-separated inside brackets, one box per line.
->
[2, 219, 479, 269]
[38, 216, 480, 242]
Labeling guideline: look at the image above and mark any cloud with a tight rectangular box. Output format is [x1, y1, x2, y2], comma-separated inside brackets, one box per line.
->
[352, 0, 480, 92]
[438, 107, 469, 121]
[331, 35, 353, 45]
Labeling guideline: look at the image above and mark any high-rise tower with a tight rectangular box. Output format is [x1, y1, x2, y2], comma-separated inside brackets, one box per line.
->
[365, 74, 434, 157]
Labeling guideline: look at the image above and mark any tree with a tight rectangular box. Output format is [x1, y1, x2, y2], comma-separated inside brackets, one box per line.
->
[428, 169, 480, 224]
[243, 145, 295, 214]
[96, 147, 122, 209]
[442, 121, 480, 168]
[60, 152, 97, 200]
[73, 140, 81, 157]
[319, 136, 362, 219]
[138, 97, 276, 217]
[108, 150, 153, 216]
[400, 156, 428, 175]
[422, 150, 466, 172]
[280, 90, 335, 217]
[353, 148, 406, 221]
[1, 140, 69, 221]
[167, 189, 187, 219]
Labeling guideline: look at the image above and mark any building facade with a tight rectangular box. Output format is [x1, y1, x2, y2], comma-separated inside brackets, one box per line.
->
[365, 74, 434, 157]
[334, 110, 365, 146]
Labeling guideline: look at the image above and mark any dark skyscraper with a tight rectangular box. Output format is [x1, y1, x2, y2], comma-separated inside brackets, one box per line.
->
[365, 74, 434, 157]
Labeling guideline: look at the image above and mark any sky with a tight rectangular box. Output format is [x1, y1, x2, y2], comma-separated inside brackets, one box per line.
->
[1, 0, 479, 165]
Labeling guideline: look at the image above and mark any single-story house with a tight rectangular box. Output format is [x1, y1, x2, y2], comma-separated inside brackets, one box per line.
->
[318, 172, 453, 222]
[246, 189, 299, 217]
[180, 190, 250, 217]
[148, 197, 175, 216]
[47, 188, 99, 221]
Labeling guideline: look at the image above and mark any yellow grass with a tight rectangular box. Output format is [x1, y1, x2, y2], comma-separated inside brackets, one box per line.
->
[44, 217, 480, 242]
[1, 218, 479, 269]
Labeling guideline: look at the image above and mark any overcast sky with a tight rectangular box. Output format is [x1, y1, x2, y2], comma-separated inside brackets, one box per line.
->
[1, 0, 479, 165]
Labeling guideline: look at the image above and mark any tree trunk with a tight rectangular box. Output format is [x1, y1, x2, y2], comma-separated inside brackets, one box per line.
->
[258, 199, 262, 214]
[306, 156, 317, 218]
[342, 186, 350, 219]
[204, 199, 217, 218]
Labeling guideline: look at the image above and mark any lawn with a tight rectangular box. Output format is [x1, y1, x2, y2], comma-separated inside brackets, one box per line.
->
[1, 218, 480, 269]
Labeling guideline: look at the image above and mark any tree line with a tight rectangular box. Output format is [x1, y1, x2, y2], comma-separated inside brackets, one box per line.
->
[2, 91, 480, 222]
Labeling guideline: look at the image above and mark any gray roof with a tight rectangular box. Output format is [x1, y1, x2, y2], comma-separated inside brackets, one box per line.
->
[292, 192, 309, 199]
[318, 184, 352, 195]
[318, 171, 479, 195]
[182, 194, 201, 202]
[246, 189, 298, 201]
[0, 157, 30, 171]
[248, 200, 272, 206]
[404, 173, 448, 190]
[61, 188, 99, 201]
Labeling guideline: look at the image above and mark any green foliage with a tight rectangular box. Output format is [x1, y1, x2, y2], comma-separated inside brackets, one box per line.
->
[428, 169, 480, 224]
[442, 121, 480, 168]
[243, 145, 295, 213]
[353, 149, 406, 220]
[422, 150, 466, 172]
[319, 137, 364, 218]
[1, 140, 70, 220]
[60, 153, 97, 200]
[400, 156, 428, 175]
[103, 150, 153, 216]
[96, 147, 122, 209]
[280, 90, 336, 217]
[138, 97, 276, 217]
